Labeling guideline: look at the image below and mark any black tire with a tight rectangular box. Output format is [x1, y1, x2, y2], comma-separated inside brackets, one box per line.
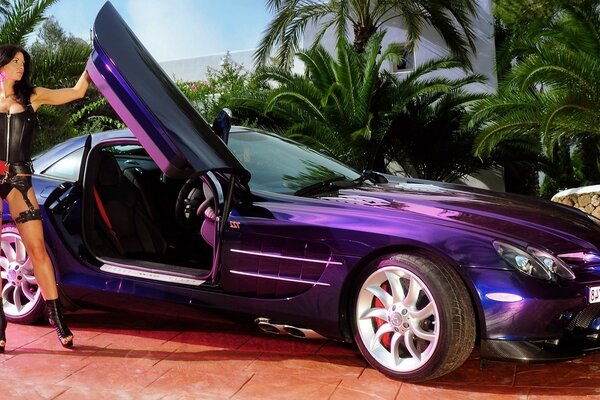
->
[351, 252, 475, 382]
[0, 224, 45, 324]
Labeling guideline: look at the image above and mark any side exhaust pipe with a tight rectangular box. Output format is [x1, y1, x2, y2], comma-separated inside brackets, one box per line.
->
[255, 318, 325, 339]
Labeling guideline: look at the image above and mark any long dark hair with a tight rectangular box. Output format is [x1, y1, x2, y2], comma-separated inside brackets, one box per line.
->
[0, 44, 34, 105]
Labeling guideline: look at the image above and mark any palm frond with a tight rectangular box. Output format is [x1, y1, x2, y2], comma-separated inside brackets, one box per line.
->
[254, 1, 332, 70]
[0, 0, 58, 45]
[256, 0, 478, 71]
[30, 42, 91, 86]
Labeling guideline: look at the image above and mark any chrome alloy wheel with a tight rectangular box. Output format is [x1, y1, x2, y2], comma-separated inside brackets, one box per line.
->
[356, 265, 440, 373]
[0, 225, 42, 320]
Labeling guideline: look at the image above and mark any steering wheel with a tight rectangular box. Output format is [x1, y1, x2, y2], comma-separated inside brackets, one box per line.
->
[175, 174, 211, 229]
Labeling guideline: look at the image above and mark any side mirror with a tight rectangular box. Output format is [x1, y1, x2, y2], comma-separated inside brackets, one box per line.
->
[212, 108, 232, 144]
[362, 169, 388, 184]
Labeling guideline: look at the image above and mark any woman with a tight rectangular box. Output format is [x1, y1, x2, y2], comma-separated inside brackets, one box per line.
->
[0, 44, 90, 351]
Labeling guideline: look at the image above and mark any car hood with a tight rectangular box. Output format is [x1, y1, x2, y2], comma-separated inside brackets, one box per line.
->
[87, 1, 249, 181]
[320, 181, 600, 252]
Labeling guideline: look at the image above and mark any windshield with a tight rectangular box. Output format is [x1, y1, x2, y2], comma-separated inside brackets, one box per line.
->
[228, 128, 361, 194]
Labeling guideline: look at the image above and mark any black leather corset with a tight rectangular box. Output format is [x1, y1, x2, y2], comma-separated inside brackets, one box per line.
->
[0, 107, 36, 163]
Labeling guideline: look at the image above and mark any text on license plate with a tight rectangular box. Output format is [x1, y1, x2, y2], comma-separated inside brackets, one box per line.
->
[589, 286, 600, 303]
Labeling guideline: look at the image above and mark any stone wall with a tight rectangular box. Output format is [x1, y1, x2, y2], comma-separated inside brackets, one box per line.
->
[552, 184, 600, 219]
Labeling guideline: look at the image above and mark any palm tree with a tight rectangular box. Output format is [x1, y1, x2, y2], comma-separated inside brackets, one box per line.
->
[251, 32, 404, 169]
[231, 32, 486, 177]
[492, 0, 562, 81]
[29, 17, 91, 87]
[255, 0, 478, 70]
[0, 0, 58, 45]
[468, 0, 600, 190]
[382, 82, 488, 182]
[0, 0, 11, 18]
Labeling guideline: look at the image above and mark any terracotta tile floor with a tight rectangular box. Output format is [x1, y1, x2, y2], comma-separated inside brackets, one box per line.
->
[1, 309, 599, 399]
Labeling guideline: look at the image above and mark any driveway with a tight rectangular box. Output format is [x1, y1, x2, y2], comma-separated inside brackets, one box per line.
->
[1, 309, 598, 399]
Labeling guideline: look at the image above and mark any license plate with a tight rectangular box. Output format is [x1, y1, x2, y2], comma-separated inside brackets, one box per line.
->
[589, 286, 600, 303]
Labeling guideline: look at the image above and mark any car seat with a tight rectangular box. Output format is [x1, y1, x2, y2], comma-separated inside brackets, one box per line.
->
[123, 167, 157, 221]
[93, 151, 168, 259]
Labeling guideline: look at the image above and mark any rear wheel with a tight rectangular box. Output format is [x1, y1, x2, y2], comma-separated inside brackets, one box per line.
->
[0, 224, 45, 324]
[351, 253, 475, 382]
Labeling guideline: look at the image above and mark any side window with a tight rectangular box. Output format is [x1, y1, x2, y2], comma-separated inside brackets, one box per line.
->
[41, 147, 85, 181]
[390, 44, 415, 73]
[107, 144, 148, 157]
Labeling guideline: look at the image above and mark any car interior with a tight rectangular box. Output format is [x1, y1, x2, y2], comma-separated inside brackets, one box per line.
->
[82, 144, 217, 273]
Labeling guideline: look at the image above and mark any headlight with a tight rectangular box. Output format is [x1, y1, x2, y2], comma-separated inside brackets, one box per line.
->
[493, 241, 575, 281]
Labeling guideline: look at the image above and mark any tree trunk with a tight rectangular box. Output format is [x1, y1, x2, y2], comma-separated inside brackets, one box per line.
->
[353, 23, 376, 53]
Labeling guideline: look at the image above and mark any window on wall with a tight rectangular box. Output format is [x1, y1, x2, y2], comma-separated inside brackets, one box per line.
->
[390, 45, 415, 73]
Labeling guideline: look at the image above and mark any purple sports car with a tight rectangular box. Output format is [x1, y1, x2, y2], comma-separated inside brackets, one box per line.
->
[2, 1, 600, 382]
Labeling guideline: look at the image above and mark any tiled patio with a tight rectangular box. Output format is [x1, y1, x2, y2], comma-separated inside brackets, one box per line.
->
[1, 309, 599, 399]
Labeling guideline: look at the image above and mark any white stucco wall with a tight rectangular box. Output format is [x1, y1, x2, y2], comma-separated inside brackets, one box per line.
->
[159, 49, 255, 82]
[403, 0, 497, 92]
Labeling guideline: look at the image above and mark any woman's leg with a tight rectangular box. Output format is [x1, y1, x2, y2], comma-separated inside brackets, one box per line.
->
[6, 186, 57, 298]
[0, 189, 6, 351]
[6, 185, 73, 347]
[0, 200, 4, 352]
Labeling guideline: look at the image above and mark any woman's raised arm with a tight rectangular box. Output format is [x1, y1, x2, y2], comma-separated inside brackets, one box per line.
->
[30, 70, 91, 110]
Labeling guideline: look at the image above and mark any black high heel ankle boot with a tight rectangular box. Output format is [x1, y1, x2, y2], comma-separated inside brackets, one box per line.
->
[0, 305, 6, 353]
[46, 299, 73, 348]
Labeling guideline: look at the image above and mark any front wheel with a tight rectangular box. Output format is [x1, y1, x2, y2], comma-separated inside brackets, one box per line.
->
[351, 253, 476, 382]
[0, 224, 45, 324]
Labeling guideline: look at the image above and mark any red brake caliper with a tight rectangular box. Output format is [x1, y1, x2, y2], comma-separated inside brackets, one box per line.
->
[373, 281, 392, 350]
